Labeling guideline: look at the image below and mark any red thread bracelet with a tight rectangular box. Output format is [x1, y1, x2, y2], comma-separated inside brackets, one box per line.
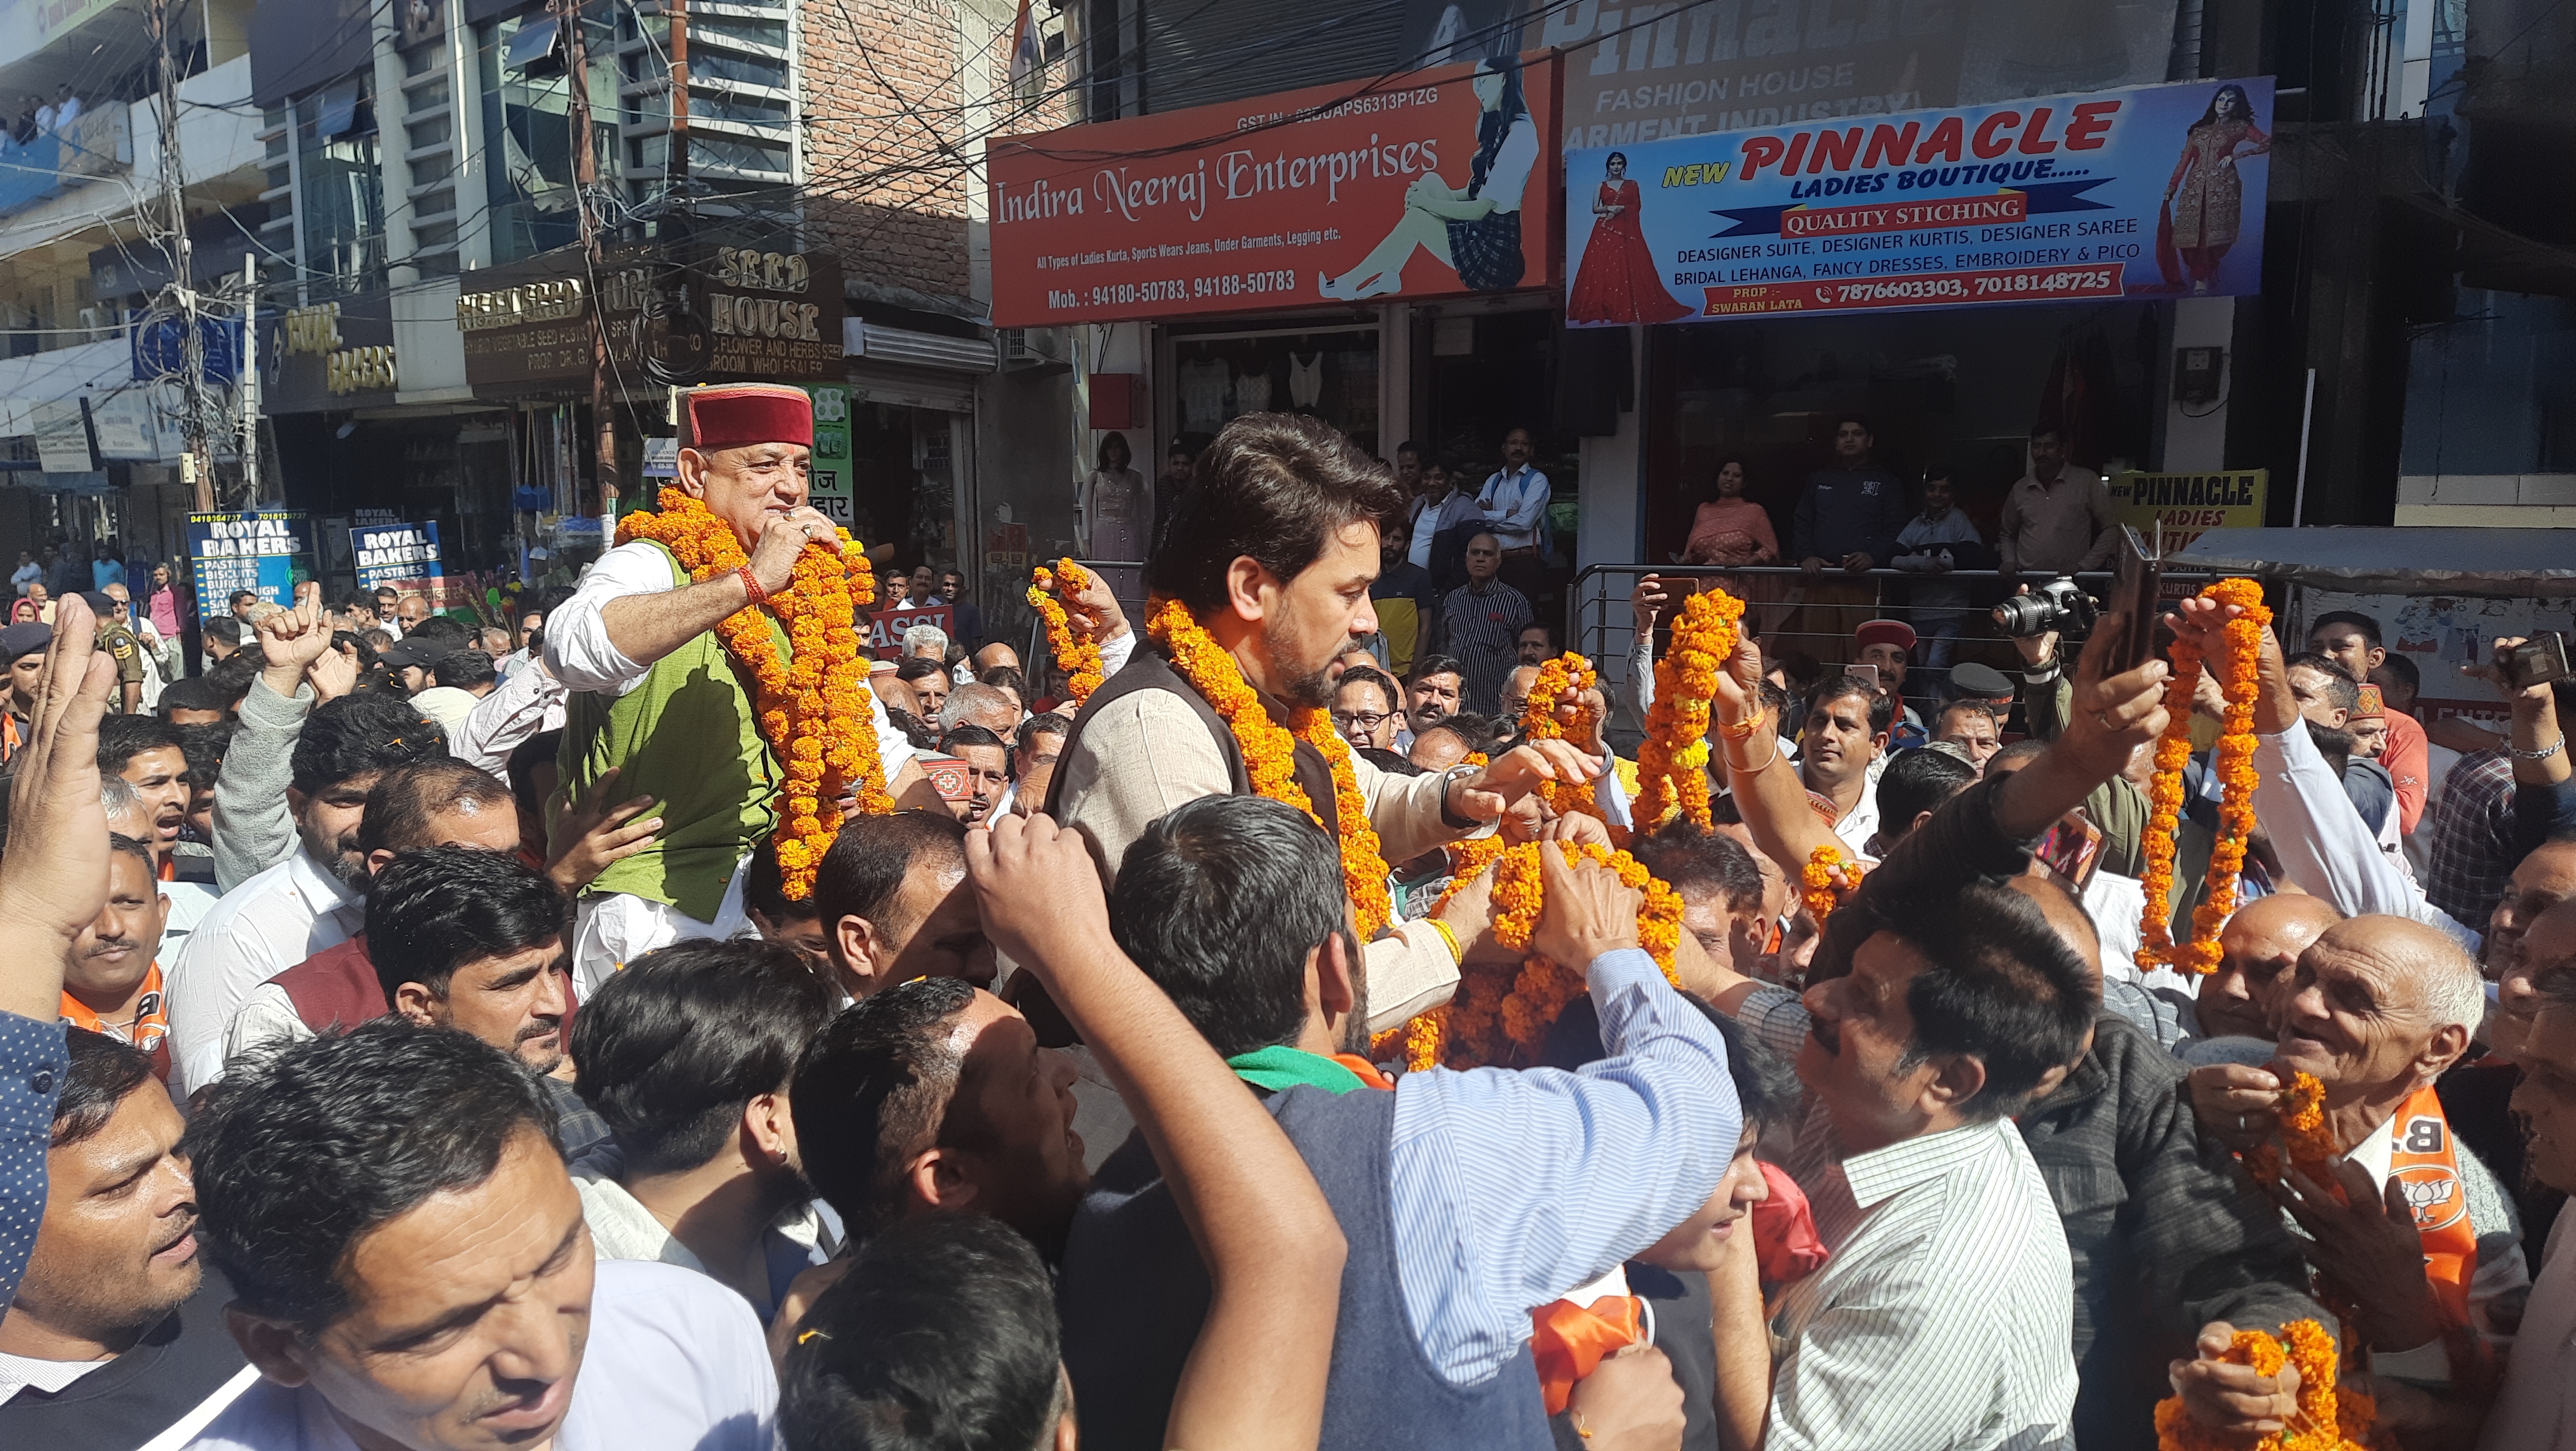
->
[735, 564, 766, 608]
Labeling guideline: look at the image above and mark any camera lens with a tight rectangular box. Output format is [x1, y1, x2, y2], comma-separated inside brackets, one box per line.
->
[1993, 596, 2052, 636]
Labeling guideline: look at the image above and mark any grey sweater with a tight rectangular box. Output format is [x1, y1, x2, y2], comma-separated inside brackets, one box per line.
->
[212, 679, 312, 892]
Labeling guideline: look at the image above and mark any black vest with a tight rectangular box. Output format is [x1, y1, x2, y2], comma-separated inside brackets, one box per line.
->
[1058, 1083, 1553, 1451]
[1043, 646, 1341, 851]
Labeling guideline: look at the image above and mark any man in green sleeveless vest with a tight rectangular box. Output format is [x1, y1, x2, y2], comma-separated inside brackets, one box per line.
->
[545, 383, 932, 990]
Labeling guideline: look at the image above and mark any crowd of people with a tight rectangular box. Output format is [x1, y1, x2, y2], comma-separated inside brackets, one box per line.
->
[0, 394, 2571, 1451]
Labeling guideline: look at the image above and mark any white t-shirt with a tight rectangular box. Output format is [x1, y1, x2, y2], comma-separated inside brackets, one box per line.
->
[182, 1260, 775, 1451]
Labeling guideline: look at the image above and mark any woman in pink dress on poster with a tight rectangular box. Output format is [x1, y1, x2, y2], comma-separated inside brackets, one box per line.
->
[1566, 153, 1690, 324]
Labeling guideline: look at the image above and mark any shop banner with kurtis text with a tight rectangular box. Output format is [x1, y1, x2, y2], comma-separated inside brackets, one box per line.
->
[1562, 76, 2271, 325]
[986, 53, 1560, 327]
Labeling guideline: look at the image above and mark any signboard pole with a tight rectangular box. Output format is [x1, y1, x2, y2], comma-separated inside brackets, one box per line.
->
[2292, 366, 2316, 527]
[238, 254, 261, 502]
[564, 0, 618, 522]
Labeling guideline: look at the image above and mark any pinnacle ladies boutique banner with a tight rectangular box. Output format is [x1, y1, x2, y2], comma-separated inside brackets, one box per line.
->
[987, 54, 1560, 327]
[1562, 76, 2271, 325]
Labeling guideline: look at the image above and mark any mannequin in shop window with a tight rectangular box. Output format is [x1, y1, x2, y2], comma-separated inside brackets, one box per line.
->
[1319, 56, 1535, 300]
[1080, 432, 1149, 606]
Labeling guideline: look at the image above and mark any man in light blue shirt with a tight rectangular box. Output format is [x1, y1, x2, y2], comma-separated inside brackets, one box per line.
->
[1059, 795, 1739, 1448]
[1476, 426, 1552, 602]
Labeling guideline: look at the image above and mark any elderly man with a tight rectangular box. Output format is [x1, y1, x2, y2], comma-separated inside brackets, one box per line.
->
[545, 384, 933, 984]
[2180, 894, 2343, 1064]
[2185, 916, 2525, 1379]
[1430, 532, 1530, 715]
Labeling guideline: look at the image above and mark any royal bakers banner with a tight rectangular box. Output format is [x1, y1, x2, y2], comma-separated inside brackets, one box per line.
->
[986, 54, 1560, 327]
[1563, 76, 2270, 324]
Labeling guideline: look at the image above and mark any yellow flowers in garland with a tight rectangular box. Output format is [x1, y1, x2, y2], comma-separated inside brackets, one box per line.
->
[2138, 577, 2272, 973]
[1148, 597, 1393, 941]
[1423, 842, 1685, 1072]
[1028, 559, 1106, 707]
[617, 488, 892, 899]
[1634, 587, 1744, 831]
[2153, 1317, 2369, 1450]
[1803, 844, 1863, 925]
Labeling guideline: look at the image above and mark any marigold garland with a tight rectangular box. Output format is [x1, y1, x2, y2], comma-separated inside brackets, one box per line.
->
[2137, 578, 2272, 973]
[1634, 588, 1744, 831]
[2152, 1316, 2368, 1451]
[1148, 597, 1393, 942]
[1028, 559, 1107, 707]
[1803, 844, 1863, 924]
[1519, 654, 1614, 834]
[2240, 1070, 2344, 1206]
[616, 488, 891, 899]
[1414, 841, 1685, 1072]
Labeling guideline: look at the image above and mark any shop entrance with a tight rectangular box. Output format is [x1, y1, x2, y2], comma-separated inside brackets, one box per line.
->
[1163, 323, 1382, 457]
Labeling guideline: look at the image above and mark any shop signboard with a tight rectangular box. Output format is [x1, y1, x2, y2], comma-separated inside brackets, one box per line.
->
[2107, 469, 2266, 553]
[31, 402, 94, 473]
[869, 605, 955, 659]
[264, 293, 401, 413]
[985, 53, 1562, 327]
[188, 511, 315, 618]
[1563, 75, 2272, 324]
[351, 520, 444, 592]
[455, 245, 845, 397]
[804, 384, 857, 528]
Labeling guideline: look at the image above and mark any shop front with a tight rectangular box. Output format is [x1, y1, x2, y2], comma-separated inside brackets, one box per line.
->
[987, 53, 1578, 612]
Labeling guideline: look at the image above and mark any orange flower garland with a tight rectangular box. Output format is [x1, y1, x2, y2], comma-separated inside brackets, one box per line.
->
[2153, 1316, 2367, 1451]
[1028, 559, 1106, 707]
[1148, 597, 1393, 942]
[1634, 587, 1744, 831]
[2138, 577, 2272, 973]
[1803, 844, 1862, 924]
[2241, 1070, 2343, 1205]
[616, 488, 891, 898]
[1416, 841, 1685, 1071]
[1519, 653, 1612, 832]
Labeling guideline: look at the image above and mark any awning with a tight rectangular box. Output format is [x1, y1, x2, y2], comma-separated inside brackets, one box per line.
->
[0, 338, 136, 435]
[2168, 526, 2576, 597]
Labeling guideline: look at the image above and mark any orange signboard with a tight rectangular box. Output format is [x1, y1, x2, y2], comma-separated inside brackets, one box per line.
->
[987, 54, 1559, 327]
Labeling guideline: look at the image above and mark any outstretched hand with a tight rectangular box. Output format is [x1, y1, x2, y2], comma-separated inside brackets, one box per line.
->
[2167, 1321, 2302, 1438]
[1990, 612, 2169, 840]
[1057, 565, 1131, 644]
[1532, 841, 1641, 967]
[0, 594, 118, 1020]
[1452, 739, 1600, 823]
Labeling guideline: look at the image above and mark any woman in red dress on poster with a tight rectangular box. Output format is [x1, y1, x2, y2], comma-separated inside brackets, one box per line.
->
[1567, 153, 1691, 324]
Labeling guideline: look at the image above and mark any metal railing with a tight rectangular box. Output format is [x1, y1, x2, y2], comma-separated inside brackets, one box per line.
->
[1567, 563, 2222, 709]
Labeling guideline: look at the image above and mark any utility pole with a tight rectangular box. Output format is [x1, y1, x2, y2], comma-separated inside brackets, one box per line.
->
[667, 0, 689, 199]
[148, 0, 213, 510]
[237, 254, 260, 500]
[562, 0, 617, 521]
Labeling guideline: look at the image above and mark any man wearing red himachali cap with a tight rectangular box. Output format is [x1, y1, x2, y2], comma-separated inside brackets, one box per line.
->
[543, 383, 938, 987]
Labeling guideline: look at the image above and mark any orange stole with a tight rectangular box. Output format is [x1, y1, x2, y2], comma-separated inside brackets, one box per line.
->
[2384, 1082, 2477, 1327]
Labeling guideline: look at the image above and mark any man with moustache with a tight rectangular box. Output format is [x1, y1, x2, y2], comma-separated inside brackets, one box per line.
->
[0, 1032, 252, 1445]
[57, 836, 173, 1079]
[165, 692, 445, 1098]
[2178, 894, 2344, 1066]
[182, 1022, 774, 1451]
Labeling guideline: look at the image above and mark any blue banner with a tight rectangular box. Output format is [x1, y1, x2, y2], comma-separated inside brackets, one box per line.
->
[1564, 77, 2273, 325]
[189, 511, 315, 620]
[351, 521, 444, 591]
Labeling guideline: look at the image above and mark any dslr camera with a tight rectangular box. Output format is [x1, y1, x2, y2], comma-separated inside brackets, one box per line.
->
[1992, 576, 2100, 639]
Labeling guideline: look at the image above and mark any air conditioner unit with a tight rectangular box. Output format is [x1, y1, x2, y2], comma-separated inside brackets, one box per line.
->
[999, 326, 1067, 369]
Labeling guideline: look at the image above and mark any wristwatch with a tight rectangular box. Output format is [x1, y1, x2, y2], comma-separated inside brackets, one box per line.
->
[1438, 762, 1489, 829]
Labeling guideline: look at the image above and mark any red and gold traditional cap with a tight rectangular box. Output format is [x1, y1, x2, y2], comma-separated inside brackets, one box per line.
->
[2353, 683, 2385, 720]
[685, 383, 813, 451]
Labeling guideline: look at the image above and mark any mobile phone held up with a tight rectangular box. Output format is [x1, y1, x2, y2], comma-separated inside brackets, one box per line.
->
[2497, 632, 2573, 692]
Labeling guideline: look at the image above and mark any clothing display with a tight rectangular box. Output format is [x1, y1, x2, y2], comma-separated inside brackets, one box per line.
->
[1177, 358, 1231, 434]
[1566, 178, 1690, 325]
[1289, 352, 1323, 408]
[1233, 368, 1273, 413]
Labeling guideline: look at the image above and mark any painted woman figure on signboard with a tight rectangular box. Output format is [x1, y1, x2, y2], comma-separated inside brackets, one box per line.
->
[1565, 152, 1691, 324]
[2160, 84, 2270, 292]
[1319, 56, 1535, 300]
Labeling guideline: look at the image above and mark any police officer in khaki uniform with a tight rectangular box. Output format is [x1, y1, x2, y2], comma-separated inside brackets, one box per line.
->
[82, 589, 147, 713]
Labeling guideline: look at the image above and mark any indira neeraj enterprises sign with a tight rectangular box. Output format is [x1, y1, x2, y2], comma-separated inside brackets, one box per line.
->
[453, 245, 845, 395]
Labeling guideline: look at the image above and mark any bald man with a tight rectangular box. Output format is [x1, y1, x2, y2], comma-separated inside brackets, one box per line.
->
[2180, 895, 2344, 1064]
[2186, 916, 2526, 1376]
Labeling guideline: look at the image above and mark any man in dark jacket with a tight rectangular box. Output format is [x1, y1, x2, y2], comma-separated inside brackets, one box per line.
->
[1792, 415, 1909, 573]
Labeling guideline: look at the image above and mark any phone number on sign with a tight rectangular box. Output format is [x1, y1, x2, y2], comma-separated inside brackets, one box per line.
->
[1051, 271, 1301, 310]
[1699, 264, 2124, 315]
